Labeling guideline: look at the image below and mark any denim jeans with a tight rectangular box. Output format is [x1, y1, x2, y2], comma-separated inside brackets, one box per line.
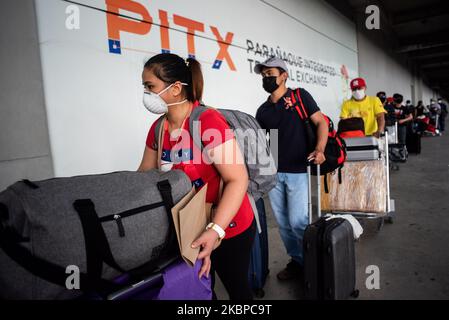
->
[268, 172, 309, 265]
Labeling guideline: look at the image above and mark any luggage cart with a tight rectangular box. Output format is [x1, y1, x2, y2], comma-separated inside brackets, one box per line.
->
[386, 122, 402, 170]
[321, 132, 395, 232]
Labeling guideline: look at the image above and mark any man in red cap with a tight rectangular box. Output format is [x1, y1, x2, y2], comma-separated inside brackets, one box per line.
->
[340, 77, 386, 137]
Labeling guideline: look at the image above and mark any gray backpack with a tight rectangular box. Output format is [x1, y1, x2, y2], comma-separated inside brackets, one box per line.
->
[154, 105, 277, 202]
[0, 169, 192, 300]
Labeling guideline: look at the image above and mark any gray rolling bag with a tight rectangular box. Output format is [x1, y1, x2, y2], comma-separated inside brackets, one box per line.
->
[0, 169, 192, 300]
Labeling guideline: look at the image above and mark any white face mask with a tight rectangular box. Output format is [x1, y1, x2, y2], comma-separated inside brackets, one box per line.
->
[352, 89, 366, 101]
[143, 82, 188, 114]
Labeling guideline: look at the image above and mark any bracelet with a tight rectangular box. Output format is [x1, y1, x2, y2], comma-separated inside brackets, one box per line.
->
[206, 223, 226, 240]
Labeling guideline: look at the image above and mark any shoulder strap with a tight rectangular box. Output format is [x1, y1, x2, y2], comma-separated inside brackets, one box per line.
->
[154, 116, 166, 170]
[189, 104, 211, 151]
[292, 88, 310, 120]
[153, 105, 211, 156]
[73, 199, 125, 279]
[153, 115, 166, 151]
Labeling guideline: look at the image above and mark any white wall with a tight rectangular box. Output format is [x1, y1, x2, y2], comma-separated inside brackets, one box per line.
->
[34, 0, 359, 177]
[357, 28, 436, 105]
[357, 30, 412, 100]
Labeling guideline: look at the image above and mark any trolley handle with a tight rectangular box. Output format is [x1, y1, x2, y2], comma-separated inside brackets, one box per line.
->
[307, 161, 321, 225]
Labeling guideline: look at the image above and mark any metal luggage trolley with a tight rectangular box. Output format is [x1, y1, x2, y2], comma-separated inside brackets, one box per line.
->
[386, 122, 401, 171]
[320, 132, 395, 232]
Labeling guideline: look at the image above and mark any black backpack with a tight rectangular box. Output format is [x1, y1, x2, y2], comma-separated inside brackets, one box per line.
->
[291, 88, 347, 193]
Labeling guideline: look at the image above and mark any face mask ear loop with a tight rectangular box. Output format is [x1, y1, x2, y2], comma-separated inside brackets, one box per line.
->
[157, 83, 174, 97]
[165, 82, 189, 107]
[167, 99, 188, 107]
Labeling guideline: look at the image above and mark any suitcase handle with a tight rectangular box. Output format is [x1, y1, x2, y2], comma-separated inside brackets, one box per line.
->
[307, 161, 321, 224]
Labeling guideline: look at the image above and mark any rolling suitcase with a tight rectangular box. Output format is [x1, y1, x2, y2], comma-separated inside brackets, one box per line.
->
[345, 137, 380, 161]
[303, 164, 358, 300]
[248, 198, 269, 298]
[406, 131, 421, 154]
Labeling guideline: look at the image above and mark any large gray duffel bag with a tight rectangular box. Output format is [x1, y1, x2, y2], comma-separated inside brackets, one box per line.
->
[0, 169, 192, 300]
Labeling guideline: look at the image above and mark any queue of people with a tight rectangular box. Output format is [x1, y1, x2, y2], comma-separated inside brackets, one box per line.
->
[137, 53, 447, 300]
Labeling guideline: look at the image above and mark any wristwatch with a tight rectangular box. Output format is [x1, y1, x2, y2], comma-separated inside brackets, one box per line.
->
[206, 223, 226, 240]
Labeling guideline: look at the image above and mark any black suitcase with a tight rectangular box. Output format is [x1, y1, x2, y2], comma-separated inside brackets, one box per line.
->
[248, 198, 269, 298]
[406, 132, 421, 154]
[303, 163, 359, 300]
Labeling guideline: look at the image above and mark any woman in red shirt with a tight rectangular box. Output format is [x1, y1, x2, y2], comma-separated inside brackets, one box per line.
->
[137, 53, 255, 300]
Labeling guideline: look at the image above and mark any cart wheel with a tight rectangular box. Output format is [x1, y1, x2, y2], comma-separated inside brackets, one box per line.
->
[351, 290, 360, 298]
[385, 216, 394, 224]
[253, 288, 265, 299]
[376, 218, 384, 232]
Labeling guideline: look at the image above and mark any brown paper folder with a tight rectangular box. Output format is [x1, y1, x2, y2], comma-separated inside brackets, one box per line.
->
[171, 184, 209, 266]
[171, 186, 195, 251]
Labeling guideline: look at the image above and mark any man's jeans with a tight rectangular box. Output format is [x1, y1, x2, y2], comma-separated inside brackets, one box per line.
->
[268, 172, 309, 265]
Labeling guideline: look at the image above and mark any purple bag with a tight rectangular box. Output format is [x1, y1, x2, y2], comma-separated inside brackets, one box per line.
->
[105, 258, 212, 300]
[156, 259, 212, 300]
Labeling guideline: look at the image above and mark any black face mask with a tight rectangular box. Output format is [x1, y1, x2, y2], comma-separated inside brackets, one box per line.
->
[378, 96, 386, 103]
[262, 76, 279, 93]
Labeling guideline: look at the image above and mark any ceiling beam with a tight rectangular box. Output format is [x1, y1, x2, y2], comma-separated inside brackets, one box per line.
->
[418, 57, 449, 67]
[399, 29, 449, 47]
[407, 46, 449, 60]
[392, 1, 449, 25]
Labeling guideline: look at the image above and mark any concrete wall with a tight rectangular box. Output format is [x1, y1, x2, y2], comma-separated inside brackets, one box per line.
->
[421, 81, 437, 105]
[0, 0, 54, 191]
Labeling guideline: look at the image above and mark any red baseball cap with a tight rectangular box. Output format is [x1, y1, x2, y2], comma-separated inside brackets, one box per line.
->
[350, 78, 366, 90]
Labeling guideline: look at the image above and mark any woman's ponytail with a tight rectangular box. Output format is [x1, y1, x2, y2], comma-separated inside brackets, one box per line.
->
[186, 57, 203, 102]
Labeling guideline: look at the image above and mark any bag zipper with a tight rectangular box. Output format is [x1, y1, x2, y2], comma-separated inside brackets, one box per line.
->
[99, 201, 165, 238]
[113, 214, 125, 238]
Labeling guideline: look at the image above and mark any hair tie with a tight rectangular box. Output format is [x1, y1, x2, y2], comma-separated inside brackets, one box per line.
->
[185, 59, 190, 67]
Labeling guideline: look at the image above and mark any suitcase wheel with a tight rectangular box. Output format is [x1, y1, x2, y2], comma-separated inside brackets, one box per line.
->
[253, 288, 265, 299]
